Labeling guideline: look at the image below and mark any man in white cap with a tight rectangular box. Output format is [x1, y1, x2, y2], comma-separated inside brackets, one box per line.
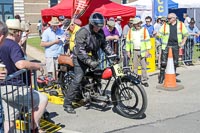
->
[126, 17, 151, 87]
[0, 19, 48, 133]
[40, 17, 64, 79]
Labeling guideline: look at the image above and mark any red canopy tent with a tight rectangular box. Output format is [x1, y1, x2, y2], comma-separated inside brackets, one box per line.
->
[41, 0, 136, 25]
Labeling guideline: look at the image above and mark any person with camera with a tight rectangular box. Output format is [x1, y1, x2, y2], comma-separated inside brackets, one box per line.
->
[63, 13, 114, 114]
[40, 17, 64, 79]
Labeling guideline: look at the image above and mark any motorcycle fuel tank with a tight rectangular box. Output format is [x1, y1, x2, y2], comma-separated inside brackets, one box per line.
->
[102, 68, 112, 79]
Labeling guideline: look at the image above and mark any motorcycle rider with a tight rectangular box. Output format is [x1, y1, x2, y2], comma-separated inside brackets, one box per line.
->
[63, 13, 114, 114]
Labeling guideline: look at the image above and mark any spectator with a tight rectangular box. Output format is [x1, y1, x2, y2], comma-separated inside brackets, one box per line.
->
[0, 20, 8, 133]
[154, 16, 162, 35]
[37, 20, 42, 39]
[143, 16, 154, 37]
[123, 18, 134, 38]
[40, 17, 64, 79]
[42, 22, 48, 32]
[122, 18, 134, 67]
[115, 16, 123, 38]
[126, 17, 151, 87]
[0, 19, 48, 133]
[62, 18, 81, 55]
[19, 21, 31, 58]
[0, 21, 8, 45]
[154, 16, 162, 68]
[103, 19, 119, 54]
[14, 15, 21, 23]
[103, 20, 119, 41]
[58, 16, 65, 23]
[183, 13, 191, 27]
[161, 16, 167, 25]
[185, 18, 200, 65]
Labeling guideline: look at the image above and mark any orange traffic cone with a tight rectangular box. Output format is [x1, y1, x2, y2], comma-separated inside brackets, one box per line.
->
[156, 47, 184, 91]
[163, 47, 176, 88]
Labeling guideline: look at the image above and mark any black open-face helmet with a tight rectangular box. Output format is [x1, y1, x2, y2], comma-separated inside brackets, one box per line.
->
[89, 12, 104, 28]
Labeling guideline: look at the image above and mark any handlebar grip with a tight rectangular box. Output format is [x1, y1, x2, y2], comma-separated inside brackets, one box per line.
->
[107, 54, 117, 59]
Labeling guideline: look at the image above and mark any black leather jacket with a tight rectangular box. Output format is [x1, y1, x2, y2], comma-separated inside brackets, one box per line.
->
[73, 24, 113, 64]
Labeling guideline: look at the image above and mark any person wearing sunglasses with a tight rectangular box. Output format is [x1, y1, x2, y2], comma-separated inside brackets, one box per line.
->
[158, 13, 188, 84]
[143, 16, 154, 37]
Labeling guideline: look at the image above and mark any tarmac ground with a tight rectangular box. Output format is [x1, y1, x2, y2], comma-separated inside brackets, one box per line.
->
[27, 44, 200, 133]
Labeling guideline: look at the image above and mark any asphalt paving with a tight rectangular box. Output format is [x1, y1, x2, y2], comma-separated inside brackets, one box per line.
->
[26, 44, 200, 133]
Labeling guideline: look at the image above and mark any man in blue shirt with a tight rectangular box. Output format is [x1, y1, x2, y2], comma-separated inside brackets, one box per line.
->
[185, 18, 200, 65]
[40, 17, 64, 79]
[143, 16, 154, 37]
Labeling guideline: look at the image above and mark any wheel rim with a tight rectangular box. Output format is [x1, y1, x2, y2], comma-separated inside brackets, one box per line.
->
[115, 81, 146, 117]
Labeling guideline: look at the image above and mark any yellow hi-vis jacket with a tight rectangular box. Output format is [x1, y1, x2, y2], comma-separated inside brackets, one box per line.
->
[158, 21, 188, 50]
[126, 27, 151, 57]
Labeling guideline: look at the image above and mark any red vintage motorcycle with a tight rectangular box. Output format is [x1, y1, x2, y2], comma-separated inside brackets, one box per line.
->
[58, 55, 147, 119]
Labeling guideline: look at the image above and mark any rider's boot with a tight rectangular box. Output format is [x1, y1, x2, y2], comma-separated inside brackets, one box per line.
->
[64, 104, 76, 114]
[64, 98, 76, 114]
[158, 69, 165, 84]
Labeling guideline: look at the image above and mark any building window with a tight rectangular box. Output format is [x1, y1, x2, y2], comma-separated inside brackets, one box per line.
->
[50, 0, 58, 7]
[0, 0, 13, 22]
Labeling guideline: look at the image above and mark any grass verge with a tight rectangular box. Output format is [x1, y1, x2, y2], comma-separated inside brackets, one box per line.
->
[27, 37, 44, 52]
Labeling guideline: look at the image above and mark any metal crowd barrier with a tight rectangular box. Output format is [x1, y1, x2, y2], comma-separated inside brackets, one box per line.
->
[181, 35, 200, 64]
[0, 69, 35, 133]
[98, 38, 157, 72]
[98, 38, 128, 69]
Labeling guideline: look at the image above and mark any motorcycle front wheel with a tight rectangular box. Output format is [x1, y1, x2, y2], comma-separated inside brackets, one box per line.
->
[111, 77, 147, 119]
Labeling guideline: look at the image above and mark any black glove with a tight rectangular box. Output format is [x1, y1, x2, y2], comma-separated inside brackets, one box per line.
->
[86, 59, 99, 69]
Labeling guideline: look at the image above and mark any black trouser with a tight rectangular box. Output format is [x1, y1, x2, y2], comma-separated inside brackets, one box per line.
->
[159, 45, 179, 80]
[123, 49, 129, 67]
[64, 56, 88, 106]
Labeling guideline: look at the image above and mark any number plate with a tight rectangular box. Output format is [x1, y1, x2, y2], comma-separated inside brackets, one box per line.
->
[113, 64, 124, 77]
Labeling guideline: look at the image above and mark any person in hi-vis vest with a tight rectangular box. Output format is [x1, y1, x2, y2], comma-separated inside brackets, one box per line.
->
[126, 17, 151, 87]
[158, 13, 188, 84]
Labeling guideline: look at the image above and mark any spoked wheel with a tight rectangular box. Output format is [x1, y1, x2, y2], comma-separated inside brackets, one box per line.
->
[58, 71, 74, 96]
[119, 87, 139, 109]
[112, 78, 147, 119]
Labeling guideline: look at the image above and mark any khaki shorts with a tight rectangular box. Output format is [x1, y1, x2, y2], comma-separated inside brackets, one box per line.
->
[1, 85, 48, 121]
[45, 57, 58, 75]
